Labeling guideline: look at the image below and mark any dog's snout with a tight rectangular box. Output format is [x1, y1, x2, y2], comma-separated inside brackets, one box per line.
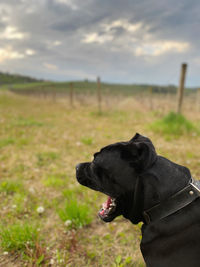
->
[76, 163, 81, 171]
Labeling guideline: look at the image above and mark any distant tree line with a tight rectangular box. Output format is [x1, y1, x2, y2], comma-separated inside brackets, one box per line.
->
[0, 71, 44, 85]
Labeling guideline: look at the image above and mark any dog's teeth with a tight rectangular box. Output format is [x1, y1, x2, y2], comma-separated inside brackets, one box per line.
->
[111, 199, 116, 206]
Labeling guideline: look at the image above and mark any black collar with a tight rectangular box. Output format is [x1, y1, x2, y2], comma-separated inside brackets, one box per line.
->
[143, 178, 200, 224]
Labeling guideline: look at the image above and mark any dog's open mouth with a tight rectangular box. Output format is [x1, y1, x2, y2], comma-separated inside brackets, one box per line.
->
[98, 196, 117, 222]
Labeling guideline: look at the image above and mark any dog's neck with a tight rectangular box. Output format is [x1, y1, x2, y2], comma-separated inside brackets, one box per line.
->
[141, 156, 191, 211]
[120, 189, 144, 224]
[122, 155, 192, 225]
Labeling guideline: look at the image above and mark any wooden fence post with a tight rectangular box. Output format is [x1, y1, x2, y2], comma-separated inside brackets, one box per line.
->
[148, 87, 153, 110]
[177, 63, 187, 114]
[69, 82, 74, 107]
[196, 88, 200, 111]
[97, 76, 102, 113]
[51, 84, 56, 102]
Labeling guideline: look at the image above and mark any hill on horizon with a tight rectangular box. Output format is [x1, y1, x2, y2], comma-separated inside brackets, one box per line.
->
[0, 72, 44, 85]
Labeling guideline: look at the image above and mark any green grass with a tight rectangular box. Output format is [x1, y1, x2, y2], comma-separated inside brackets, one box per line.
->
[114, 255, 140, 266]
[36, 151, 59, 166]
[0, 222, 39, 252]
[14, 117, 44, 127]
[43, 174, 67, 188]
[58, 199, 92, 228]
[0, 180, 24, 194]
[11, 193, 28, 214]
[81, 137, 94, 145]
[150, 111, 198, 136]
[62, 187, 83, 198]
[0, 138, 15, 148]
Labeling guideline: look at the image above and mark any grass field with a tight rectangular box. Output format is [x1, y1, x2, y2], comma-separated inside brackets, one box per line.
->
[0, 90, 200, 266]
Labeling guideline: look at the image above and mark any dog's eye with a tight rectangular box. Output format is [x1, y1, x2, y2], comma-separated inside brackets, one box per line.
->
[90, 162, 95, 169]
[93, 157, 99, 165]
[93, 152, 100, 162]
[90, 161, 100, 173]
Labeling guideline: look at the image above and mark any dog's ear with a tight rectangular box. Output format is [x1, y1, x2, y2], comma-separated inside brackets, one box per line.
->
[134, 142, 157, 170]
[130, 133, 153, 144]
[121, 141, 157, 171]
[130, 132, 141, 141]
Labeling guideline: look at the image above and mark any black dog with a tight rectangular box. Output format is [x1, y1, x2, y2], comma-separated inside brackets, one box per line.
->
[76, 133, 200, 267]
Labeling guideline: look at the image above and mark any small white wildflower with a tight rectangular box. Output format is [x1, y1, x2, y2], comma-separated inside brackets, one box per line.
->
[50, 259, 55, 265]
[37, 206, 45, 214]
[46, 247, 49, 251]
[76, 141, 81, 146]
[29, 187, 35, 193]
[59, 259, 64, 263]
[12, 205, 17, 209]
[64, 220, 72, 227]
[3, 251, 8, 255]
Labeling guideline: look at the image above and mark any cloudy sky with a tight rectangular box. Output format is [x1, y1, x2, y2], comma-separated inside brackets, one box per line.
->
[0, 0, 200, 86]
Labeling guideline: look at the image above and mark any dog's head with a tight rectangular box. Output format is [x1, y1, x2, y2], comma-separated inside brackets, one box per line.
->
[76, 133, 157, 223]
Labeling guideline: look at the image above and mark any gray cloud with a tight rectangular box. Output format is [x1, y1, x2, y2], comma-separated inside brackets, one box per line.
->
[0, 0, 199, 86]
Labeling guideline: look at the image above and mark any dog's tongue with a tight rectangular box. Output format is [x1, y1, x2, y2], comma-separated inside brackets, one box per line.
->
[98, 196, 117, 222]
[99, 196, 112, 216]
[104, 196, 112, 209]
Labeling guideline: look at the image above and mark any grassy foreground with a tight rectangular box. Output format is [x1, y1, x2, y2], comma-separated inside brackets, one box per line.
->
[0, 91, 200, 266]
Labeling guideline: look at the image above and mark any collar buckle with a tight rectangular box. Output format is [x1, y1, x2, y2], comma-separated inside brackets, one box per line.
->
[143, 178, 200, 225]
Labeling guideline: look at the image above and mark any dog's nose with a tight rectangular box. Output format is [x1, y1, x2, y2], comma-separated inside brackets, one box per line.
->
[76, 163, 81, 171]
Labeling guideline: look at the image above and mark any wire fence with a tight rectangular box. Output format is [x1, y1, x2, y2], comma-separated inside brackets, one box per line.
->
[6, 64, 200, 115]
[7, 80, 199, 115]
